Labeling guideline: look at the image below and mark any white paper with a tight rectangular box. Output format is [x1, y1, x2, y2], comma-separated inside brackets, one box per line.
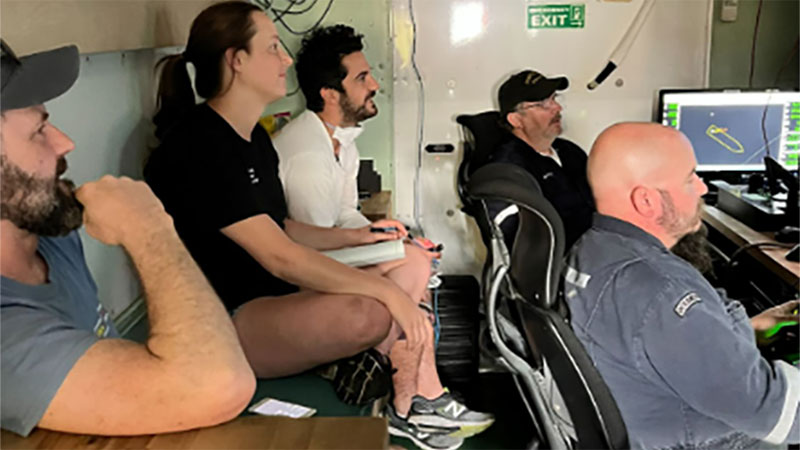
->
[248, 398, 317, 418]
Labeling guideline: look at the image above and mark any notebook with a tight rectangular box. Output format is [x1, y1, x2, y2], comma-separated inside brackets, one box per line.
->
[321, 239, 406, 267]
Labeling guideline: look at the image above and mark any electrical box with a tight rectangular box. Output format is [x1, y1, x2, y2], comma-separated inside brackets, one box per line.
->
[721, 0, 739, 22]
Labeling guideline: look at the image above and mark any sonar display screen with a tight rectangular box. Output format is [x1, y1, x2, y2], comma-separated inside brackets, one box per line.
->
[659, 91, 800, 172]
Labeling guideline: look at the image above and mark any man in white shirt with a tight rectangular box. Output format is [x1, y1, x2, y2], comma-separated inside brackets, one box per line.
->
[275, 25, 378, 229]
[274, 25, 495, 449]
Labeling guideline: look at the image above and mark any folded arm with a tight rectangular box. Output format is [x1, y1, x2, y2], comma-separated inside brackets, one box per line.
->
[38, 177, 255, 435]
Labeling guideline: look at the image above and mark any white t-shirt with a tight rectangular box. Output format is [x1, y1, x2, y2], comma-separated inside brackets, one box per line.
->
[542, 147, 562, 167]
[274, 111, 370, 229]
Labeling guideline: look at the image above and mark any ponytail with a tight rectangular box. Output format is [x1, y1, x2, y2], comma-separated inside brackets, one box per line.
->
[152, 1, 262, 141]
[153, 53, 195, 140]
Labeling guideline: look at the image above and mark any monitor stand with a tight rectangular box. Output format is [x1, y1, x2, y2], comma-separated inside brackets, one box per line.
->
[711, 180, 788, 231]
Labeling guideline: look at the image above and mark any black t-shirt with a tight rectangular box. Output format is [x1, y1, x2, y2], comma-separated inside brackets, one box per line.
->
[144, 103, 297, 310]
[489, 136, 596, 250]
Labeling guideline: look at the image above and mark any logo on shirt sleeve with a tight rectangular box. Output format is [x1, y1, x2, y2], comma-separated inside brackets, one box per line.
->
[674, 292, 701, 318]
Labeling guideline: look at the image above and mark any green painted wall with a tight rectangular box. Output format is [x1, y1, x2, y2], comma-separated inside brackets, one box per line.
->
[709, 0, 799, 89]
[262, 0, 395, 191]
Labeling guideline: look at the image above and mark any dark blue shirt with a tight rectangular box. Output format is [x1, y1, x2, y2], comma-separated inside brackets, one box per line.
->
[566, 214, 799, 449]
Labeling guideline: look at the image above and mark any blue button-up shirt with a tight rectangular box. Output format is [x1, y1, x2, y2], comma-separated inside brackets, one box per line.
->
[566, 214, 799, 449]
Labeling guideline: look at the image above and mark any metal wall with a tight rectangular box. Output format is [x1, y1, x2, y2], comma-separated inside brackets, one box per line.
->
[391, 0, 713, 275]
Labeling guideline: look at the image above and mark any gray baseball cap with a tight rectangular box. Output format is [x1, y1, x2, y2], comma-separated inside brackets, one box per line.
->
[1, 39, 79, 111]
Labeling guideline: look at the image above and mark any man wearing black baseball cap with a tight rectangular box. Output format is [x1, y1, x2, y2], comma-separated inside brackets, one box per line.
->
[490, 69, 595, 250]
[0, 40, 254, 437]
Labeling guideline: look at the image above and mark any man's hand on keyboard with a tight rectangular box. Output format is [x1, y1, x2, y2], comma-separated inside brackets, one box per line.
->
[751, 299, 800, 333]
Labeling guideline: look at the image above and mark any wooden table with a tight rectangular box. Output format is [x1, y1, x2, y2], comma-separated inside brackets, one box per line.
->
[702, 205, 799, 288]
[0, 416, 388, 449]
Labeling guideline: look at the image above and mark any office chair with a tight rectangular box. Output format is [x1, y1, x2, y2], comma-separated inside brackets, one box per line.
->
[455, 111, 513, 297]
[463, 162, 629, 449]
[456, 111, 509, 245]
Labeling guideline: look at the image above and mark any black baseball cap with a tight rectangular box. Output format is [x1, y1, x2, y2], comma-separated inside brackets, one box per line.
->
[498, 70, 568, 116]
[1, 39, 79, 111]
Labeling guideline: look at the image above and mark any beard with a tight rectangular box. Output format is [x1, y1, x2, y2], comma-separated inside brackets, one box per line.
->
[657, 189, 702, 243]
[671, 223, 714, 274]
[340, 90, 377, 124]
[0, 154, 83, 236]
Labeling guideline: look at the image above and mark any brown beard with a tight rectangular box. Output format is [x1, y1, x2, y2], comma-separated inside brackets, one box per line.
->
[0, 154, 83, 236]
[340, 91, 377, 124]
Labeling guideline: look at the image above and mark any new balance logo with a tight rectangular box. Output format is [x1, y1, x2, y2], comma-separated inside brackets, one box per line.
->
[442, 401, 466, 418]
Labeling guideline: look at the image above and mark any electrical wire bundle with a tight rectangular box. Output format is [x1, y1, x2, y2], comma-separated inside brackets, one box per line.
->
[408, 0, 426, 235]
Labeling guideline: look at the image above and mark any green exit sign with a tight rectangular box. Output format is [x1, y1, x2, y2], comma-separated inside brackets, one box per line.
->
[528, 4, 585, 29]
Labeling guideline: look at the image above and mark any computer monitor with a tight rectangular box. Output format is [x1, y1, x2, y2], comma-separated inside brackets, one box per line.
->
[656, 89, 800, 172]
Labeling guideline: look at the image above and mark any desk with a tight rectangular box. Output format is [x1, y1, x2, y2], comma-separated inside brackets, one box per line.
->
[702, 205, 799, 288]
[0, 416, 388, 449]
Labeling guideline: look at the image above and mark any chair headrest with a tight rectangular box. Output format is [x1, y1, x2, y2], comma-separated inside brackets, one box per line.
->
[456, 111, 509, 176]
[466, 162, 566, 308]
[466, 162, 544, 210]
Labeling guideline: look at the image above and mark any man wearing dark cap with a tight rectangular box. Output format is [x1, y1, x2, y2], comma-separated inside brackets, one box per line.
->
[0, 40, 254, 437]
[491, 70, 595, 249]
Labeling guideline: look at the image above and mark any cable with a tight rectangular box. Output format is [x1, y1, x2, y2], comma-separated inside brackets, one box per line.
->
[251, 0, 274, 12]
[270, 0, 301, 21]
[728, 241, 793, 268]
[748, 0, 765, 88]
[280, 0, 320, 16]
[757, 36, 798, 171]
[433, 286, 441, 347]
[271, 0, 334, 36]
[408, 0, 426, 234]
[760, 91, 772, 160]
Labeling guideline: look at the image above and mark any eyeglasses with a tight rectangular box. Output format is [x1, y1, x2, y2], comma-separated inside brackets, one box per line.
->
[516, 93, 560, 112]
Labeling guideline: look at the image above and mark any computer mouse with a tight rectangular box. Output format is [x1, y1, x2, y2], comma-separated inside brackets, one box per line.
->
[760, 320, 799, 364]
[775, 226, 800, 244]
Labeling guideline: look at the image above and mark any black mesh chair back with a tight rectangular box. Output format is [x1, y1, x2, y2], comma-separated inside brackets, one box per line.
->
[465, 162, 629, 449]
[456, 111, 508, 212]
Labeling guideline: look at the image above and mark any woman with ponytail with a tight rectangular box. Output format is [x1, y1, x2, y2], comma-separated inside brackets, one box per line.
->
[143, 4, 471, 438]
[145, 6, 495, 444]
[146, 0, 431, 371]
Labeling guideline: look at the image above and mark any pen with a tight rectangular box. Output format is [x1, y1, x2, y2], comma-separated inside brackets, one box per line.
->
[370, 226, 399, 233]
